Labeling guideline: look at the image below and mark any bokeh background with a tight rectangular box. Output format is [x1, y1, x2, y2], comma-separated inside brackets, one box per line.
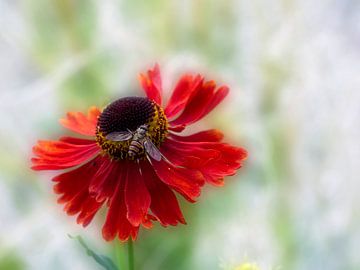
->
[1, 0, 359, 269]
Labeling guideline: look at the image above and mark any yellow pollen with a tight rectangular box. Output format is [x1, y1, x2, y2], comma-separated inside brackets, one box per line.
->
[96, 101, 168, 160]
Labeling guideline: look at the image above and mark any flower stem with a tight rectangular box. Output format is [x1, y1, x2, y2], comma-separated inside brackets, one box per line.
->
[128, 238, 135, 270]
[114, 240, 125, 269]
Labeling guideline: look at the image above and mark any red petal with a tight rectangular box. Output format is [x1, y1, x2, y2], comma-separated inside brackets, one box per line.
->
[102, 163, 139, 242]
[141, 161, 186, 226]
[138, 64, 162, 105]
[170, 81, 229, 126]
[201, 85, 229, 120]
[33, 140, 96, 157]
[63, 191, 89, 215]
[162, 151, 209, 170]
[150, 158, 202, 202]
[168, 125, 186, 133]
[125, 161, 151, 227]
[165, 74, 202, 119]
[59, 136, 96, 145]
[164, 138, 247, 186]
[52, 156, 104, 226]
[87, 106, 101, 123]
[102, 165, 125, 241]
[59, 106, 101, 136]
[76, 196, 104, 227]
[161, 140, 219, 169]
[31, 141, 100, 170]
[202, 174, 225, 186]
[203, 144, 247, 176]
[142, 214, 155, 229]
[102, 181, 123, 241]
[88, 158, 119, 202]
[169, 129, 224, 142]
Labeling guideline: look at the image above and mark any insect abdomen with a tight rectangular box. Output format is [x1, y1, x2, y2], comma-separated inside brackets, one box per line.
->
[128, 140, 143, 157]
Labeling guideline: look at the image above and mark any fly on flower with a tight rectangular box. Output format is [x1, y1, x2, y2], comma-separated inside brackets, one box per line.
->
[105, 124, 162, 161]
[31, 64, 248, 242]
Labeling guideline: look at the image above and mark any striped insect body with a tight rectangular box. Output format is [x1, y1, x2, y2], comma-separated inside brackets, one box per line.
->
[105, 124, 162, 161]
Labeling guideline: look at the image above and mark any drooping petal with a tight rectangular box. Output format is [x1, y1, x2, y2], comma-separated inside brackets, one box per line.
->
[165, 74, 202, 119]
[52, 156, 104, 227]
[161, 137, 220, 168]
[161, 139, 220, 185]
[142, 214, 156, 229]
[163, 138, 247, 186]
[138, 64, 162, 105]
[170, 81, 229, 126]
[102, 164, 139, 242]
[170, 139, 247, 167]
[101, 167, 125, 241]
[150, 158, 202, 202]
[201, 143, 248, 178]
[59, 106, 101, 136]
[125, 161, 151, 227]
[161, 141, 219, 169]
[141, 161, 186, 226]
[88, 157, 118, 202]
[31, 140, 100, 170]
[76, 197, 104, 227]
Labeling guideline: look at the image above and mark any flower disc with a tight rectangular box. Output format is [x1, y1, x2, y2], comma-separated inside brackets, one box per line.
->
[96, 97, 168, 160]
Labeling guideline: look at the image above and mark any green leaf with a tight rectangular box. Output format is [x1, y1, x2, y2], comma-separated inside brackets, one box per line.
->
[69, 235, 119, 270]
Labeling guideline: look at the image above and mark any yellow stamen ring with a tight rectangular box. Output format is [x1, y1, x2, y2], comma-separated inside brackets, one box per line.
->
[95, 97, 168, 160]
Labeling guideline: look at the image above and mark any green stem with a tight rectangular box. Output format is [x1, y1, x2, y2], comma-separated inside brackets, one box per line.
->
[128, 238, 135, 270]
[114, 240, 124, 269]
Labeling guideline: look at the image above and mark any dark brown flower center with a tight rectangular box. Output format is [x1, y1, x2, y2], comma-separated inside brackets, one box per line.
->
[96, 97, 168, 160]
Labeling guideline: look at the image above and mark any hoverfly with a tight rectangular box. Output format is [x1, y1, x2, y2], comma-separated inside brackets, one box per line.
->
[105, 124, 162, 161]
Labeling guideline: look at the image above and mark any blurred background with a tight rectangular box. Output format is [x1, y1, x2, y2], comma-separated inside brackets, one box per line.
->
[0, 0, 359, 269]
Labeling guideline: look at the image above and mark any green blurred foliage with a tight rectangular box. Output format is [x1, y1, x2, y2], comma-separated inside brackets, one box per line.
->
[27, 0, 96, 66]
[60, 55, 114, 109]
[0, 253, 25, 270]
[1, 0, 358, 269]
[122, 0, 237, 66]
[26, 0, 113, 109]
[4, 0, 299, 268]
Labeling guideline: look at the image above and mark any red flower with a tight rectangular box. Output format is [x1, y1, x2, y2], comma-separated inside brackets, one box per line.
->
[31, 65, 247, 241]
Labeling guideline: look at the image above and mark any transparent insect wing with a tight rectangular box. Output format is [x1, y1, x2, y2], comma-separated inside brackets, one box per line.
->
[106, 131, 133, 141]
[144, 138, 162, 161]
